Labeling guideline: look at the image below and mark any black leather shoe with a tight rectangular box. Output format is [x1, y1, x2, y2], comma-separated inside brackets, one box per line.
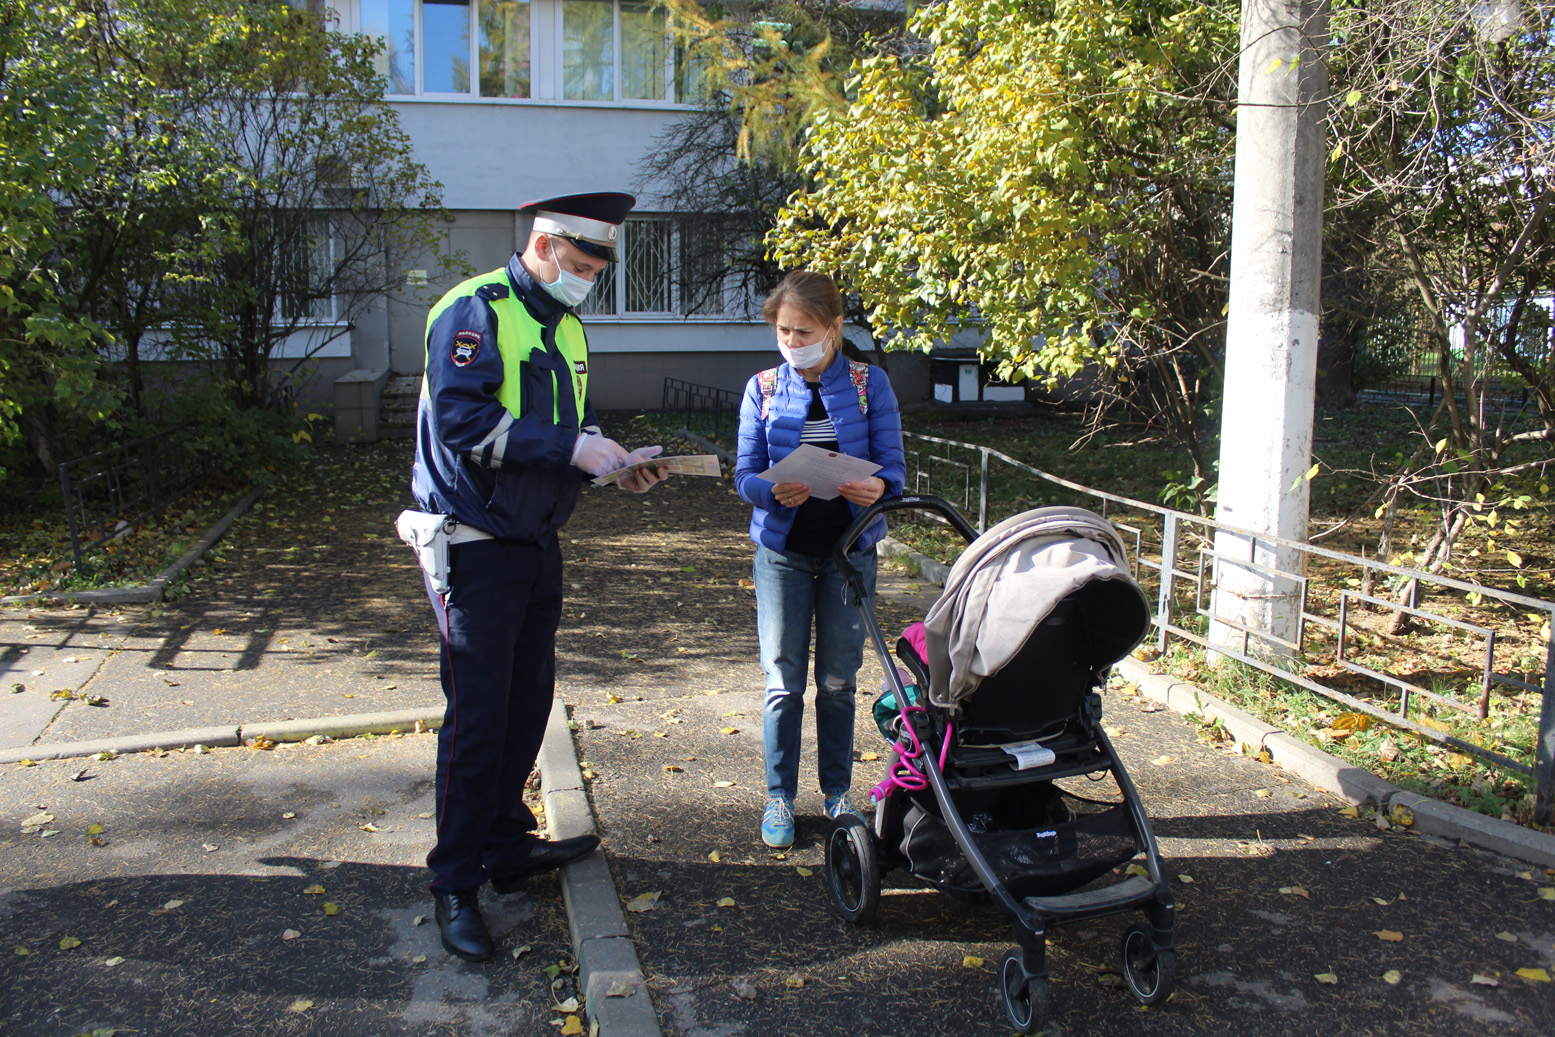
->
[490, 834, 600, 895]
[434, 890, 494, 962]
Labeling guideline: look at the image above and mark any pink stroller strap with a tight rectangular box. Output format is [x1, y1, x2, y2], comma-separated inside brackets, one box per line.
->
[870, 708, 954, 803]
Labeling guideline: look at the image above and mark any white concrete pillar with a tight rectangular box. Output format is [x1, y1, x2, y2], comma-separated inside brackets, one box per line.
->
[1210, 0, 1328, 661]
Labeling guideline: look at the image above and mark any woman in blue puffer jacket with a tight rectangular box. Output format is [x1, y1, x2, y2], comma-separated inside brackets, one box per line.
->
[734, 270, 906, 849]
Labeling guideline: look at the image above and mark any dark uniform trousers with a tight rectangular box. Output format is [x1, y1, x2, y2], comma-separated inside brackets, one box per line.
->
[423, 534, 563, 894]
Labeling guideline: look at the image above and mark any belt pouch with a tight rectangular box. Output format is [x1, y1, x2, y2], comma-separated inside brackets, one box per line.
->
[396, 510, 454, 594]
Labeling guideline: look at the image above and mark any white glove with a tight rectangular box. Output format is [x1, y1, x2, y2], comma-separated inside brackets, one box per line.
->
[571, 432, 630, 477]
[616, 445, 666, 493]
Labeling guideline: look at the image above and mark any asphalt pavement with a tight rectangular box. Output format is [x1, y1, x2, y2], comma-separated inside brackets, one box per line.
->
[2, 437, 1554, 1037]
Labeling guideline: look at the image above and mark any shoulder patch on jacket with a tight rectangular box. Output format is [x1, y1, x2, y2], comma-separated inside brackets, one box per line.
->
[475, 282, 509, 301]
[451, 330, 481, 368]
[758, 362, 869, 419]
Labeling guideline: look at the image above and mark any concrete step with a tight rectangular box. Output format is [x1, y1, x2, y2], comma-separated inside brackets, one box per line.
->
[379, 374, 421, 441]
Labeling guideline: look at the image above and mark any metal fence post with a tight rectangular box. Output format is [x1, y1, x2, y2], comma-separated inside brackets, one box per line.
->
[59, 463, 84, 569]
[978, 449, 990, 534]
[1535, 627, 1555, 826]
[1157, 513, 1178, 654]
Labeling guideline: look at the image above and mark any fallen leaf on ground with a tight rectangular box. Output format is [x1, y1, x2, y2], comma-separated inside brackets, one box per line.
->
[1382, 970, 1402, 985]
[1279, 887, 1310, 899]
[1177, 875, 1194, 884]
[302, 884, 325, 896]
[281, 929, 301, 940]
[796, 867, 813, 877]
[1495, 932, 1519, 942]
[559, 1017, 585, 1036]
[1375, 930, 1404, 942]
[716, 897, 736, 907]
[626, 891, 661, 912]
[103, 956, 125, 967]
[963, 955, 985, 968]
[785, 974, 805, 989]
[1472, 973, 1500, 986]
[1314, 973, 1339, 985]
[712, 780, 735, 788]
[606, 981, 635, 997]
[719, 727, 739, 735]
[554, 997, 581, 1013]
[861, 752, 879, 761]
[708, 850, 722, 862]
[732, 978, 758, 999]
[1151, 755, 1173, 765]
[323, 903, 339, 915]
[1516, 967, 1550, 982]
[288, 999, 314, 1013]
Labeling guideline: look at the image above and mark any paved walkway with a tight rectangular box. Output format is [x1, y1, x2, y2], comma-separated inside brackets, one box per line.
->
[2, 439, 1553, 1037]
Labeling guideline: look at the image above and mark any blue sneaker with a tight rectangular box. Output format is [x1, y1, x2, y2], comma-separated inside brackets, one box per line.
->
[761, 796, 795, 848]
[824, 791, 864, 820]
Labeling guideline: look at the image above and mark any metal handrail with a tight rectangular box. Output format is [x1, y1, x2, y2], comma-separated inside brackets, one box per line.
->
[899, 429, 1555, 825]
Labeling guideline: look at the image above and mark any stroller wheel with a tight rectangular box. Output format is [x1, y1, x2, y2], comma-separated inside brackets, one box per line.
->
[1120, 923, 1175, 1005]
[823, 815, 880, 925]
[999, 948, 1049, 1034]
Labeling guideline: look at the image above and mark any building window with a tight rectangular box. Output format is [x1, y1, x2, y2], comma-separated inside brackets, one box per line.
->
[364, 0, 693, 103]
[480, 0, 532, 98]
[577, 216, 736, 318]
[280, 219, 338, 322]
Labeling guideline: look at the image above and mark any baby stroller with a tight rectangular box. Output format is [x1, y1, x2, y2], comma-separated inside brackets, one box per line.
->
[827, 496, 1175, 1032]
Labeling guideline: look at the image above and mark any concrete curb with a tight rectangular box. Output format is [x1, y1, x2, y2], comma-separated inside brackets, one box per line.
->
[0, 707, 446, 766]
[0, 726, 243, 764]
[538, 698, 662, 1037]
[1115, 657, 1555, 869]
[1, 483, 269, 607]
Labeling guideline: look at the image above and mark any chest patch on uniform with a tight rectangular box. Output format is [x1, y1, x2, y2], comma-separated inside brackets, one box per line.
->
[573, 360, 587, 374]
[451, 330, 481, 368]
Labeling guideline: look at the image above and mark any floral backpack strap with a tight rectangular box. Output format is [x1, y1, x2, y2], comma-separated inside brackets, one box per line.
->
[848, 359, 870, 416]
[757, 367, 779, 419]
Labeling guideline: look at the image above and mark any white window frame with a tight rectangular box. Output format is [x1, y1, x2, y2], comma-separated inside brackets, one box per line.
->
[578, 215, 741, 321]
[365, 0, 696, 106]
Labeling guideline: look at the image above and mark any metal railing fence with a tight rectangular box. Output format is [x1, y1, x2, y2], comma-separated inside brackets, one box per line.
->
[662, 378, 742, 446]
[57, 427, 220, 567]
[901, 429, 1555, 825]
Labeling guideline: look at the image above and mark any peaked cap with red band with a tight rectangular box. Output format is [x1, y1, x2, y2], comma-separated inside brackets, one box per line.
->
[519, 192, 636, 262]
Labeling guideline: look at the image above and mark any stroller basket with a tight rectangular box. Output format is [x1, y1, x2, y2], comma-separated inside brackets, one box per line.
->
[899, 793, 1140, 899]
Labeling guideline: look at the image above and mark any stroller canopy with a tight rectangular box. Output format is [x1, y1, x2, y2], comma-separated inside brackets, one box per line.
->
[922, 506, 1152, 710]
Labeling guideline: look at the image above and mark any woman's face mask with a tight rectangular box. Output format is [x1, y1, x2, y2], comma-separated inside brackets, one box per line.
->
[778, 329, 832, 370]
[540, 238, 596, 307]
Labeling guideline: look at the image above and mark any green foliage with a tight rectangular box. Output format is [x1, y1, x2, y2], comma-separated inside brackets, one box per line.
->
[771, 1, 1236, 380]
[0, 0, 449, 481]
[0, 2, 124, 470]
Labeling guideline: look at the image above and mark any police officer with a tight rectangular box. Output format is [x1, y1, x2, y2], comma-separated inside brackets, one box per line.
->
[410, 192, 665, 962]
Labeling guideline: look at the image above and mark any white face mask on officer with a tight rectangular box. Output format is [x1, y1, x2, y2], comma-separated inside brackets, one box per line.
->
[540, 238, 597, 307]
[778, 329, 832, 370]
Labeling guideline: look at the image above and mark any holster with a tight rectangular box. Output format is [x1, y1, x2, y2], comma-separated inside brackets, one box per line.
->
[396, 510, 456, 594]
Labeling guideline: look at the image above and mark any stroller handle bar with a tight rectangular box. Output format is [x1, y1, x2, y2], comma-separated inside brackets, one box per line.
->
[831, 494, 978, 594]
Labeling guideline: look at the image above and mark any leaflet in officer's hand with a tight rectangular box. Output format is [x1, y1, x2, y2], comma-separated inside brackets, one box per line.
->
[591, 454, 724, 487]
[758, 444, 882, 500]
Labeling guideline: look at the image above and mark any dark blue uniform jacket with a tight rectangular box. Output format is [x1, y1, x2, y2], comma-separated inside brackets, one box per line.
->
[411, 255, 597, 542]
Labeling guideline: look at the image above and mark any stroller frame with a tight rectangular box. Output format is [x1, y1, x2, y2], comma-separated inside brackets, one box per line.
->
[827, 495, 1177, 1032]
